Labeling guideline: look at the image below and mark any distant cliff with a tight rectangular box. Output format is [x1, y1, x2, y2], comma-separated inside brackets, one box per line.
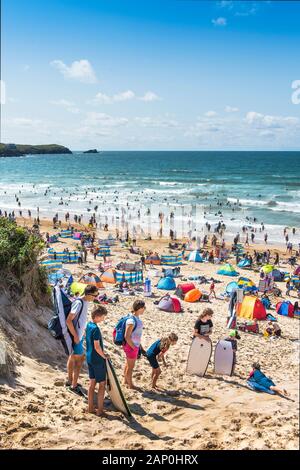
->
[0, 143, 73, 157]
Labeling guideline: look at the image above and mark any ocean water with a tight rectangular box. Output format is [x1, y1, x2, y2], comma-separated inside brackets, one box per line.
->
[0, 151, 299, 244]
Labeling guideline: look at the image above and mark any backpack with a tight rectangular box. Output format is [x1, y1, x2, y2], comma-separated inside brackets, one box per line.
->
[48, 288, 84, 340]
[113, 315, 138, 346]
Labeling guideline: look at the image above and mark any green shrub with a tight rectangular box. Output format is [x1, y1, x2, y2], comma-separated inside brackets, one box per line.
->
[0, 218, 45, 277]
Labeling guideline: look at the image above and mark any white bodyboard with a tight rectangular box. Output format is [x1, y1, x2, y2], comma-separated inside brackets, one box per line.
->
[186, 337, 212, 377]
[214, 340, 234, 376]
[106, 359, 132, 417]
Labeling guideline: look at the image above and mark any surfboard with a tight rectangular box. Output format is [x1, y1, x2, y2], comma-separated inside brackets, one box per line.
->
[186, 337, 212, 377]
[106, 359, 132, 417]
[214, 340, 234, 376]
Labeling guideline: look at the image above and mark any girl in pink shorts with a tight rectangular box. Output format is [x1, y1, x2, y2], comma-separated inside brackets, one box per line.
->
[123, 300, 146, 389]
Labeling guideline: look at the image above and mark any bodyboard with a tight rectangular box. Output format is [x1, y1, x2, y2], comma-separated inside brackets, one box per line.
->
[214, 340, 234, 376]
[106, 359, 132, 417]
[186, 337, 212, 377]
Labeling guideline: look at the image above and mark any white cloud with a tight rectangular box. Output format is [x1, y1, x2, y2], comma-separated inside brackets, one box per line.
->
[84, 112, 129, 127]
[50, 59, 97, 84]
[205, 110, 218, 117]
[212, 17, 227, 26]
[139, 91, 161, 102]
[6, 117, 43, 128]
[245, 111, 299, 129]
[135, 116, 178, 128]
[49, 99, 80, 114]
[89, 89, 160, 105]
[260, 130, 275, 138]
[225, 105, 239, 113]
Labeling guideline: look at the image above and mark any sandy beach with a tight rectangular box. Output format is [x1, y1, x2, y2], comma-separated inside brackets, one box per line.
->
[0, 218, 299, 450]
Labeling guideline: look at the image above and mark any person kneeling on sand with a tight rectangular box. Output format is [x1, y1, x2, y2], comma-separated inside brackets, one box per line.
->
[123, 300, 146, 389]
[194, 308, 214, 342]
[248, 362, 289, 396]
[146, 333, 178, 390]
[86, 306, 108, 416]
[66, 285, 99, 395]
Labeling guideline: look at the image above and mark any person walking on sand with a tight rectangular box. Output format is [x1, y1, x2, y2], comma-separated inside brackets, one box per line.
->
[123, 300, 146, 389]
[248, 363, 289, 396]
[86, 306, 108, 416]
[66, 285, 99, 395]
[146, 333, 178, 390]
[194, 308, 214, 342]
[208, 280, 217, 300]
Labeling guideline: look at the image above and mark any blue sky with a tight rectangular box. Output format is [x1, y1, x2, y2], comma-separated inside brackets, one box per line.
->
[1, 0, 300, 150]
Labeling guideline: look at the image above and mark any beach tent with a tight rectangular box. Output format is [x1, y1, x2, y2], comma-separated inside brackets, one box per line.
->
[145, 255, 161, 265]
[225, 281, 238, 295]
[98, 237, 117, 246]
[276, 301, 294, 318]
[70, 281, 88, 296]
[162, 267, 181, 278]
[188, 250, 203, 262]
[115, 270, 143, 285]
[158, 295, 182, 313]
[237, 259, 251, 268]
[79, 272, 104, 289]
[49, 235, 59, 243]
[175, 282, 196, 299]
[100, 268, 116, 284]
[217, 264, 238, 276]
[261, 264, 274, 275]
[40, 259, 63, 272]
[271, 269, 285, 282]
[59, 230, 73, 238]
[184, 288, 202, 303]
[160, 254, 183, 266]
[72, 232, 82, 240]
[157, 276, 176, 290]
[237, 295, 267, 321]
[237, 277, 257, 292]
[48, 268, 73, 287]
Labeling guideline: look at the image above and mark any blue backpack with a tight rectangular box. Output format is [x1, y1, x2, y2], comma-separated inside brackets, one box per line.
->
[113, 315, 137, 346]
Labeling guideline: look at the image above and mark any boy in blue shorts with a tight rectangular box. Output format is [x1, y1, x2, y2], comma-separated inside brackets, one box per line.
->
[86, 306, 108, 416]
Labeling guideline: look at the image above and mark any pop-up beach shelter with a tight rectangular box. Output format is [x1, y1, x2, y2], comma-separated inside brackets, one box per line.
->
[100, 268, 116, 284]
[261, 264, 274, 275]
[237, 259, 251, 268]
[158, 295, 182, 313]
[237, 295, 266, 320]
[188, 250, 203, 262]
[276, 301, 294, 318]
[157, 276, 176, 290]
[79, 272, 104, 289]
[217, 264, 238, 276]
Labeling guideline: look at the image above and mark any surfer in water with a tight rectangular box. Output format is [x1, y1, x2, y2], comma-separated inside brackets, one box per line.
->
[146, 333, 178, 390]
[194, 308, 214, 342]
[86, 307, 109, 416]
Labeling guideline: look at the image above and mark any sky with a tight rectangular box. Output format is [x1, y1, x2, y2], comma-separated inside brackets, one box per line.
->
[1, 0, 300, 150]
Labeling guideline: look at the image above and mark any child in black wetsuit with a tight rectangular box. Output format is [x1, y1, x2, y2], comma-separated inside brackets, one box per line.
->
[146, 333, 178, 389]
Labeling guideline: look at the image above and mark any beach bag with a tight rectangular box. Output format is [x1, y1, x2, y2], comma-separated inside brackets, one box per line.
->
[113, 315, 137, 346]
[48, 289, 83, 340]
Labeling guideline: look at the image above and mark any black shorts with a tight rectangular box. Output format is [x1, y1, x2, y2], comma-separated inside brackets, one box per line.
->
[147, 354, 160, 370]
